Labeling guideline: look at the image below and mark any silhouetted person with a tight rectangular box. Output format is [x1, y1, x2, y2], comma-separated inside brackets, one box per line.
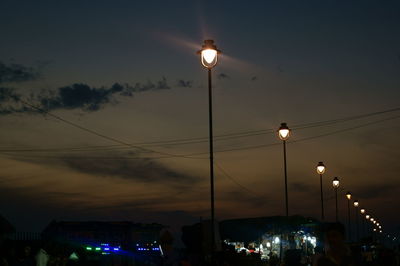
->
[314, 223, 359, 266]
[35, 243, 49, 266]
[14, 246, 34, 266]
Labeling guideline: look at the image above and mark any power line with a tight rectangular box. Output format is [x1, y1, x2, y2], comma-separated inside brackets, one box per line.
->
[204, 115, 400, 154]
[2, 105, 400, 153]
[1, 111, 399, 160]
[17, 99, 204, 160]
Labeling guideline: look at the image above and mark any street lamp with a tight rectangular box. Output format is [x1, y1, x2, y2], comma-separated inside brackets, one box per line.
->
[278, 122, 290, 217]
[360, 208, 366, 238]
[353, 200, 359, 241]
[365, 214, 371, 238]
[345, 191, 352, 240]
[316, 162, 326, 221]
[332, 177, 340, 221]
[198, 39, 221, 259]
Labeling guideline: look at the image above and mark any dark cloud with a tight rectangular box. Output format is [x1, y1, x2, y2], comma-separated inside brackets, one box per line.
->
[0, 62, 39, 83]
[176, 79, 193, 88]
[217, 73, 230, 80]
[0, 87, 20, 102]
[121, 76, 170, 95]
[0, 87, 24, 114]
[0, 77, 174, 114]
[39, 78, 171, 111]
[39, 83, 121, 111]
[0, 63, 176, 114]
[57, 153, 200, 185]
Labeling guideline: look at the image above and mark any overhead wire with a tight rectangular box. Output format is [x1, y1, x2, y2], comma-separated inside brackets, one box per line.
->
[16, 99, 204, 160]
[1, 104, 399, 154]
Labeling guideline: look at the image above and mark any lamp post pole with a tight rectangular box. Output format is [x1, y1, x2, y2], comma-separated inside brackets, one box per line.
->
[198, 40, 220, 264]
[208, 67, 215, 258]
[360, 209, 365, 239]
[332, 177, 340, 222]
[335, 188, 338, 221]
[346, 192, 352, 241]
[320, 173, 324, 220]
[277, 123, 290, 262]
[283, 140, 288, 217]
[354, 200, 359, 241]
[316, 162, 326, 221]
[278, 123, 290, 217]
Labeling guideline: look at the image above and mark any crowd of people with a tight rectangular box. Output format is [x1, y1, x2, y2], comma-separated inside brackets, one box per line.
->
[0, 223, 399, 266]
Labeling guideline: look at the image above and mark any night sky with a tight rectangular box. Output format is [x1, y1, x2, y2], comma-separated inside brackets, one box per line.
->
[0, 0, 399, 236]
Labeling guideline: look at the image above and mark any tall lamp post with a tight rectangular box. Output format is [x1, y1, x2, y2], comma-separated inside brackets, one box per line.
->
[360, 208, 366, 239]
[198, 40, 221, 259]
[345, 192, 352, 241]
[354, 200, 359, 241]
[278, 123, 290, 217]
[370, 217, 374, 241]
[365, 214, 370, 238]
[316, 162, 326, 221]
[332, 177, 340, 221]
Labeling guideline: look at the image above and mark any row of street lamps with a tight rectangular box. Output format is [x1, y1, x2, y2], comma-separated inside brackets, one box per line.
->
[197, 40, 386, 260]
[314, 162, 384, 242]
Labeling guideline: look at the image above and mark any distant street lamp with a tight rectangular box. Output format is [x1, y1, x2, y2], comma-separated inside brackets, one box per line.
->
[365, 214, 371, 238]
[345, 192, 352, 240]
[353, 200, 359, 241]
[278, 123, 290, 217]
[316, 162, 326, 221]
[360, 208, 366, 238]
[198, 39, 221, 260]
[332, 177, 340, 221]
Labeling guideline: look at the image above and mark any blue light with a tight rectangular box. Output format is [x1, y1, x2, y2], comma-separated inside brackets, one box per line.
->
[113, 248, 120, 251]
[104, 248, 110, 251]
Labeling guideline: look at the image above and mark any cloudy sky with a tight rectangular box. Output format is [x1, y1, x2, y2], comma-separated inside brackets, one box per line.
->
[0, 0, 399, 236]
